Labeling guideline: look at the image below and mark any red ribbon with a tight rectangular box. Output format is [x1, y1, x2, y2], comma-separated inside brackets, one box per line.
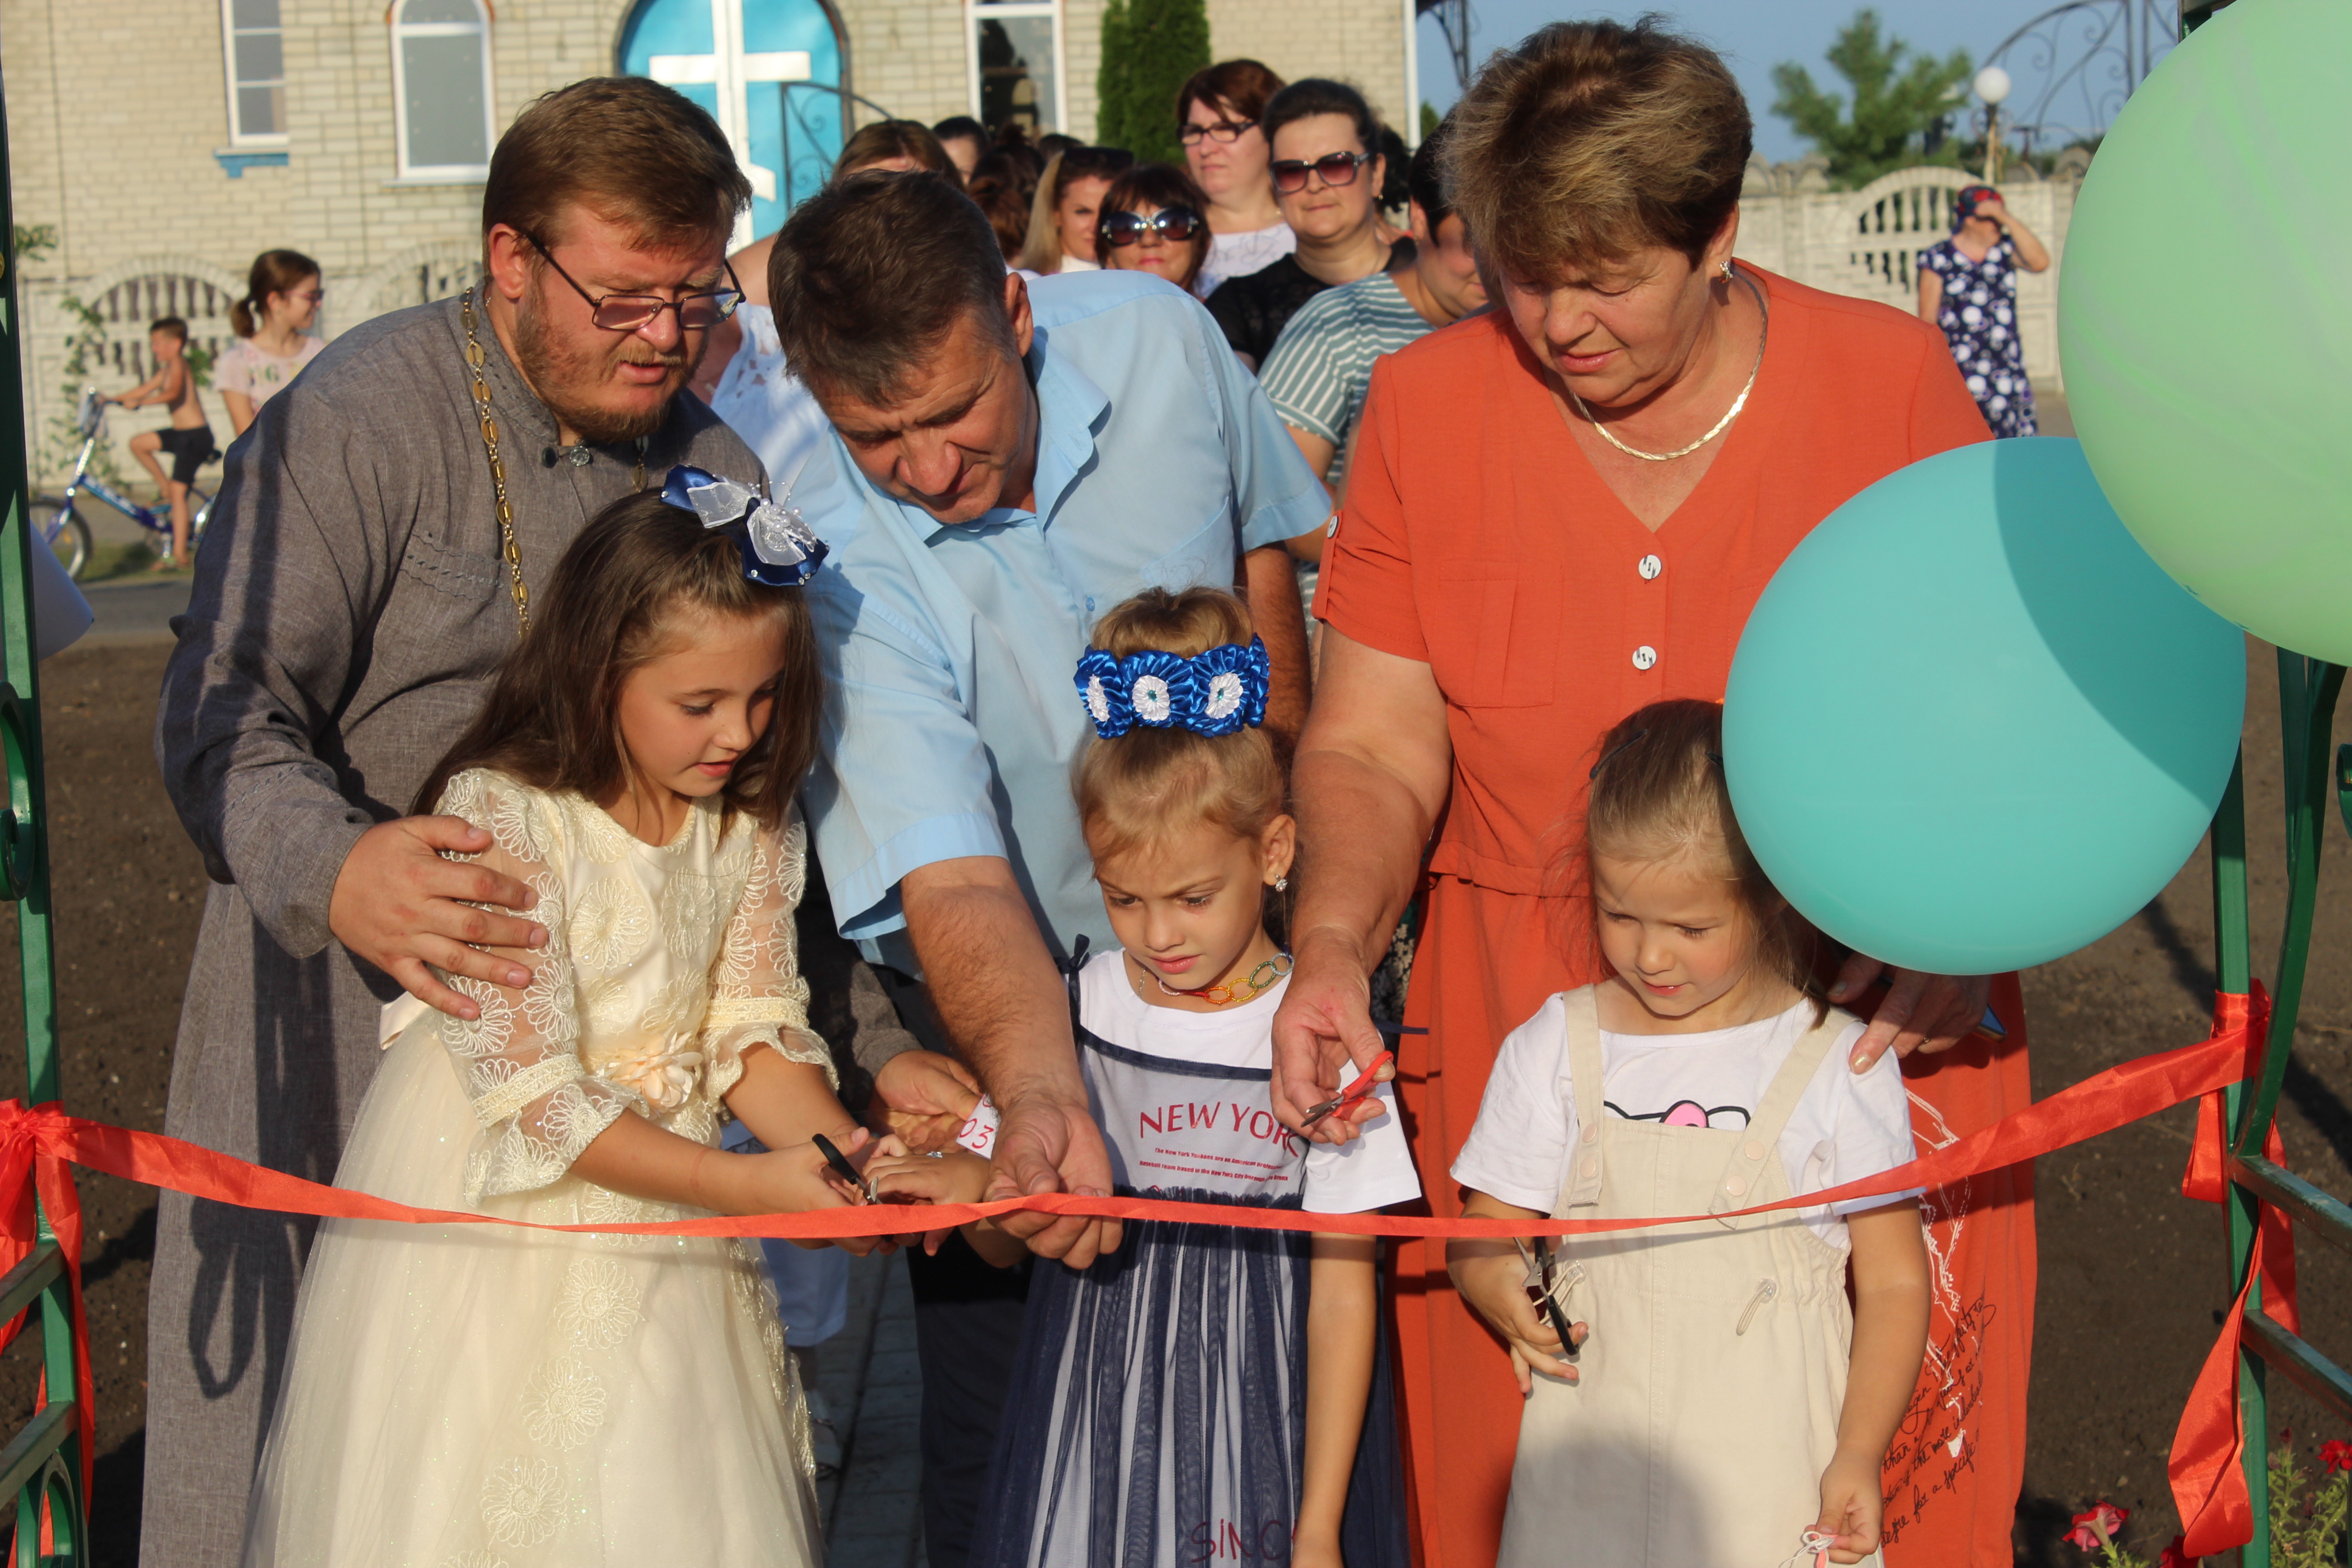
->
[0, 988, 2271, 1519]
[2171, 986, 2298, 1558]
[0, 1097, 96, 1514]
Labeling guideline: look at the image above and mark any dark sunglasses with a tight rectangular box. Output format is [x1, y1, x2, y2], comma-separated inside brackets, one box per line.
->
[525, 231, 743, 332]
[1270, 150, 1375, 195]
[1178, 119, 1257, 145]
[1098, 207, 1204, 247]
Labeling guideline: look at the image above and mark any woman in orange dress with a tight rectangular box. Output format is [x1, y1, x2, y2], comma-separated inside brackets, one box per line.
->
[1269, 21, 2030, 1568]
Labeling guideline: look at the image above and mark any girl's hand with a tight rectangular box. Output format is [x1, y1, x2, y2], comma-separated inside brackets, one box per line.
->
[1813, 1451, 1885, 1564]
[1289, 1524, 1345, 1568]
[870, 1149, 992, 1206]
[1447, 1241, 1585, 1394]
[748, 1130, 897, 1257]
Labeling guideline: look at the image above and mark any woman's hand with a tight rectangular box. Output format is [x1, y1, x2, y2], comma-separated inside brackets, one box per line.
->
[1270, 926, 1395, 1144]
[1974, 196, 2011, 227]
[1447, 1236, 1585, 1395]
[1813, 1450, 1886, 1564]
[868, 1049, 983, 1152]
[1830, 956, 1993, 1071]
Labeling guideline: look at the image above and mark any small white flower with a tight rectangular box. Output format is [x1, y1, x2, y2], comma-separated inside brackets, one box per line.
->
[1132, 674, 1172, 723]
[522, 1356, 608, 1450]
[480, 1457, 567, 1546]
[554, 1258, 644, 1349]
[1205, 672, 1244, 720]
[1965, 374, 1987, 396]
[1960, 305, 1983, 327]
[1085, 675, 1111, 724]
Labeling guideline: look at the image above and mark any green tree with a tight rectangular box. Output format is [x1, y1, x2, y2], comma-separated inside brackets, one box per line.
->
[1095, 0, 1210, 164]
[1770, 9, 1970, 187]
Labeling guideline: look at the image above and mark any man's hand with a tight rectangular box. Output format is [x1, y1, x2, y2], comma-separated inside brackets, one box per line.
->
[1831, 955, 1993, 1073]
[1270, 926, 1393, 1144]
[328, 816, 547, 1021]
[868, 1050, 983, 1152]
[985, 1091, 1123, 1267]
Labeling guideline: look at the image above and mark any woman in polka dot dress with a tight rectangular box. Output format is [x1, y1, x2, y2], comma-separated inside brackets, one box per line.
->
[1916, 184, 2052, 438]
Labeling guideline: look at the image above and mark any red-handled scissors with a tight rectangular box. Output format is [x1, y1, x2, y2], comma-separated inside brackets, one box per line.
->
[1300, 1050, 1394, 1130]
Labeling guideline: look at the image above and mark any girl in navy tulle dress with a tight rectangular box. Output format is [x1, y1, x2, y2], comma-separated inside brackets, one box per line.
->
[875, 587, 1420, 1568]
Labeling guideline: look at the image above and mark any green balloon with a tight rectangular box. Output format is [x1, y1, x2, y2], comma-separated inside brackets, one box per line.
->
[2059, 0, 2352, 664]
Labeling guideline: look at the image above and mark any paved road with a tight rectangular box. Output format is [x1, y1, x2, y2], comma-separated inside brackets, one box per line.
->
[76, 576, 190, 645]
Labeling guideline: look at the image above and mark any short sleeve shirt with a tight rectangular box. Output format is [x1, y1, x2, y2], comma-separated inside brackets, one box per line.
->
[1315, 269, 1992, 902]
[800, 270, 1330, 974]
[1259, 270, 1431, 487]
[214, 335, 324, 408]
[1451, 994, 1921, 1246]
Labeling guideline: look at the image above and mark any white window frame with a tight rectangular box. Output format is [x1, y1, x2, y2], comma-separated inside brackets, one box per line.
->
[389, 0, 497, 182]
[964, 0, 1068, 137]
[220, 0, 289, 148]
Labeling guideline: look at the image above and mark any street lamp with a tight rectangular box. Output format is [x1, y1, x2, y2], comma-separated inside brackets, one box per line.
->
[1974, 65, 2012, 184]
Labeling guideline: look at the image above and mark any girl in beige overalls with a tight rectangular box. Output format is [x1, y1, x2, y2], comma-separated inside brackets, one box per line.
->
[1446, 700, 1931, 1568]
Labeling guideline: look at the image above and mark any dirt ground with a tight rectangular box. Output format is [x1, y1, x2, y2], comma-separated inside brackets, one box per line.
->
[3, 636, 2349, 1566]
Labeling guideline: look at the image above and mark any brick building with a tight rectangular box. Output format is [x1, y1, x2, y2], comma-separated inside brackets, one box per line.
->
[1, 0, 1419, 479]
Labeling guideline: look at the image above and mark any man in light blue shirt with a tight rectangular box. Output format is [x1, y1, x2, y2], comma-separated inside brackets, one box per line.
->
[773, 172, 1323, 1566]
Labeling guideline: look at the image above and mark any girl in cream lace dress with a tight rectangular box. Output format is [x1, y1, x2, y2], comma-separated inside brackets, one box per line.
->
[244, 475, 863, 1566]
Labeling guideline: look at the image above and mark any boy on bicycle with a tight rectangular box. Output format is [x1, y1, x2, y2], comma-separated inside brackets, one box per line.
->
[114, 316, 214, 569]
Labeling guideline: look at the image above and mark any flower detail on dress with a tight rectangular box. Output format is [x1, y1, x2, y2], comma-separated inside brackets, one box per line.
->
[661, 870, 732, 976]
[554, 1258, 645, 1349]
[568, 874, 652, 971]
[598, 1036, 705, 1111]
[437, 1553, 508, 1568]
[522, 1355, 609, 1451]
[480, 1456, 568, 1546]
[564, 795, 639, 864]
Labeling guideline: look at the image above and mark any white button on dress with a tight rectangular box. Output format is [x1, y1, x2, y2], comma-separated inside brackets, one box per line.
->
[1637, 554, 1662, 580]
[1632, 645, 1658, 671]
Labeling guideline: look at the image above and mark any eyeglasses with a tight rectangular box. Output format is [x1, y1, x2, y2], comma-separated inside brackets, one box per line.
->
[1098, 207, 1204, 247]
[1271, 151, 1375, 194]
[524, 232, 744, 331]
[1178, 119, 1257, 145]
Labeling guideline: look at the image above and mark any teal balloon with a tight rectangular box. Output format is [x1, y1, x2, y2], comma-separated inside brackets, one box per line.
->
[2059, 0, 2352, 662]
[1724, 439, 2243, 975]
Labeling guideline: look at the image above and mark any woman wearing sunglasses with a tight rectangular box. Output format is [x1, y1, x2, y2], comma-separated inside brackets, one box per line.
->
[1205, 78, 1403, 372]
[1092, 164, 1214, 294]
[1178, 59, 1294, 299]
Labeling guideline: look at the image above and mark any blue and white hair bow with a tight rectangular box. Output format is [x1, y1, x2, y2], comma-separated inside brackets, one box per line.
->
[1073, 637, 1270, 739]
[660, 464, 828, 588]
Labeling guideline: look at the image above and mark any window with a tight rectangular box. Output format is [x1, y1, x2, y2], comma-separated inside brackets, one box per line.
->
[221, 0, 287, 145]
[967, 0, 1063, 138]
[391, 0, 495, 180]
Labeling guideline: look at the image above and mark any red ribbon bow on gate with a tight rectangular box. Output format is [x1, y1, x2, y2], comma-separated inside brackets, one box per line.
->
[0, 1100, 94, 1511]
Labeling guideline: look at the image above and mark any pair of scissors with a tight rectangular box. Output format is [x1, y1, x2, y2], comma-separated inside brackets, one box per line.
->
[1523, 1237, 1581, 1362]
[811, 1132, 876, 1204]
[1301, 1050, 1394, 1130]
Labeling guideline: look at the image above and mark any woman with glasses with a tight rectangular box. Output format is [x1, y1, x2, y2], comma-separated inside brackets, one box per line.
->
[217, 248, 325, 437]
[1016, 146, 1137, 276]
[1092, 163, 1214, 294]
[1205, 79, 1402, 372]
[1273, 21, 2032, 1568]
[1178, 59, 1294, 299]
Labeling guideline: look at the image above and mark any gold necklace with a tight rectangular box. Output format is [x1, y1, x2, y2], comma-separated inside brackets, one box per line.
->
[1143, 952, 1293, 1007]
[460, 284, 649, 633]
[1567, 266, 1769, 463]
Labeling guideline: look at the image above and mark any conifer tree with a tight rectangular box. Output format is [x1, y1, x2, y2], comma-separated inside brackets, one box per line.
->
[1095, 0, 1210, 164]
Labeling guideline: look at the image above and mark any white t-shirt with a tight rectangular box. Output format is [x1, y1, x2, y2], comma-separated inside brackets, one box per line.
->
[214, 334, 323, 409]
[1451, 993, 1920, 1246]
[1078, 951, 1421, 1215]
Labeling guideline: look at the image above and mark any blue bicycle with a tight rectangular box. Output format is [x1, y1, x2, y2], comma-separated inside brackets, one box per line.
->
[34, 389, 220, 580]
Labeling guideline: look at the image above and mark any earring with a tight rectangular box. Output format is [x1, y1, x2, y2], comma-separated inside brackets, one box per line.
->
[1274, 876, 1289, 892]
[1720, 260, 1735, 280]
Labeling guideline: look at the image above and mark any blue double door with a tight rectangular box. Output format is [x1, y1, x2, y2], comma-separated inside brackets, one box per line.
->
[619, 0, 845, 245]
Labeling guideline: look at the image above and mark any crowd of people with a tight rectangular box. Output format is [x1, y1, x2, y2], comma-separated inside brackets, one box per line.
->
[139, 19, 2049, 1568]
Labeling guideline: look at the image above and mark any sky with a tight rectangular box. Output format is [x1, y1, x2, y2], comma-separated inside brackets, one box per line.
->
[1415, 1, 2176, 162]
